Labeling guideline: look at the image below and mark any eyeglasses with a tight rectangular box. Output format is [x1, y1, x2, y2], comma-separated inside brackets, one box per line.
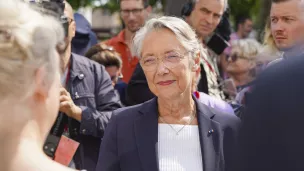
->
[120, 8, 144, 17]
[227, 54, 252, 62]
[140, 51, 189, 72]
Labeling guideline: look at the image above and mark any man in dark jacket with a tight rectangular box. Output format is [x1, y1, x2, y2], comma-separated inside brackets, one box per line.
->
[237, 54, 304, 171]
[51, 2, 121, 171]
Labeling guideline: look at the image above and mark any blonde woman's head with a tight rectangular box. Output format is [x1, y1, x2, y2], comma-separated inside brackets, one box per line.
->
[227, 39, 261, 77]
[0, 0, 64, 135]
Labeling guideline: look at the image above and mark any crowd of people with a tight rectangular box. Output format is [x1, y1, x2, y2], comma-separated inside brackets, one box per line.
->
[1, 0, 304, 171]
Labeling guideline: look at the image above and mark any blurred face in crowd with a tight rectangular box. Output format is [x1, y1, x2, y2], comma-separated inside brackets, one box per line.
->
[226, 51, 256, 76]
[105, 66, 122, 86]
[239, 19, 253, 38]
[186, 0, 225, 39]
[64, 1, 76, 43]
[120, 0, 151, 33]
[270, 0, 304, 50]
[140, 28, 198, 99]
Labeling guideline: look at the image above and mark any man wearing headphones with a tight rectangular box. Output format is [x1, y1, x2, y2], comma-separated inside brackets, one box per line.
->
[182, 0, 229, 100]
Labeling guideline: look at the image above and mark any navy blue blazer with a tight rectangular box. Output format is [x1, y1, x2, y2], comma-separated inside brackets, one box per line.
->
[96, 97, 240, 171]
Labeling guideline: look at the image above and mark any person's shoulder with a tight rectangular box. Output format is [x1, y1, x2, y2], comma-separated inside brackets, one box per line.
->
[213, 108, 240, 126]
[198, 92, 234, 114]
[261, 54, 304, 84]
[72, 53, 104, 69]
[104, 31, 124, 46]
[266, 57, 283, 67]
[201, 102, 240, 128]
[104, 36, 117, 45]
[112, 98, 156, 122]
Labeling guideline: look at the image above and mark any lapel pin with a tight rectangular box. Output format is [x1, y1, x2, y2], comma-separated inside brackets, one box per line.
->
[208, 129, 214, 136]
[78, 74, 84, 80]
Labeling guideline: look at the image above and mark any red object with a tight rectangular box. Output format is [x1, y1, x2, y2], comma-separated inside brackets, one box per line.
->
[54, 135, 79, 166]
[104, 30, 139, 83]
[201, 55, 215, 73]
[194, 91, 200, 99]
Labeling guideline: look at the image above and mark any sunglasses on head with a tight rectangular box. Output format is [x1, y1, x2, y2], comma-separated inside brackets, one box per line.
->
[227, 54, 249, 62]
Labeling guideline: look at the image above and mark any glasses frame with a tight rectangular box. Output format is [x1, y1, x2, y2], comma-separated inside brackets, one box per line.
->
[120, 8, 145, 17]
[140, 51, 194, 72]
[227, 54, 254, 62]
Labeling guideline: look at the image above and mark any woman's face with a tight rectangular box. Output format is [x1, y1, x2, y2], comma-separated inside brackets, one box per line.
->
[105, 66, 121, 86]
[226, 51, 255, 75]
[140, 28, 196, 99]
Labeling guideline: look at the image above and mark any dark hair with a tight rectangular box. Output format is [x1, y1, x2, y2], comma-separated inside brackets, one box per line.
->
[235, 15, 252, 31]
[85, 44, 122, 69]
[119, 0, 150, 8]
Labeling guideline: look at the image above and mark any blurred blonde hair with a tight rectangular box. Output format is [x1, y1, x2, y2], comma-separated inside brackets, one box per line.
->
[258, 18, 282, 62]
[0, 0, 64, 102]
[231, 39, 262, 60]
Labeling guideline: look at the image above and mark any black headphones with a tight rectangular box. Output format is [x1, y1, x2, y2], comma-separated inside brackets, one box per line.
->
[181, 0, 195, 17]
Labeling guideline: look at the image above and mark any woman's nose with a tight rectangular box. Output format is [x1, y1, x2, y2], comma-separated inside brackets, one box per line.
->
[226, 56, 232, 62]
[156, 61, 169, 75]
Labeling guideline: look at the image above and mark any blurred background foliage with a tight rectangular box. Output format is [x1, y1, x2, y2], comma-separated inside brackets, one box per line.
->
[67, 0, 270, 40]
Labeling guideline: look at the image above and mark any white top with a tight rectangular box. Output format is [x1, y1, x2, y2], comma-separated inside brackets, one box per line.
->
[158, 124, 203, 171]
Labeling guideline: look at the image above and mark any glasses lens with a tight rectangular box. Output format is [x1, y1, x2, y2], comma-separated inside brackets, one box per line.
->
[231, 54, 238, 62]
[163, 53, 182, 69]
[141, 52, 186, 71]
[141, 56, 157, 71]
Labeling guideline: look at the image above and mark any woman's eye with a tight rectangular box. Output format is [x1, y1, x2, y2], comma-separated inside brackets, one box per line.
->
[143, 57, 156, 64]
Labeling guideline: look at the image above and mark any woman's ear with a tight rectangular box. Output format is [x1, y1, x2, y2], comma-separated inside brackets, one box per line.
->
[33, 67, 49, 103]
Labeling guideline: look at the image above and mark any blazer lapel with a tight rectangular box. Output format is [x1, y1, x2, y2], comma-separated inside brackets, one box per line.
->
[134, 98, 159, 171]
[195, 97, 223, 171]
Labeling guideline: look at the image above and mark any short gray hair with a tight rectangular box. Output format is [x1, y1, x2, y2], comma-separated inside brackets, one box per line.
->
[0, 0, 64, 101]
[193, 0, 228, 12]
[132, 16, 201, 61]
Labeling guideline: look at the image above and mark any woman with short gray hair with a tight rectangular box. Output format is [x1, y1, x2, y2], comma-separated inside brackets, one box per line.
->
[96, 16, 240, 171]
[0, 1, 76, 171]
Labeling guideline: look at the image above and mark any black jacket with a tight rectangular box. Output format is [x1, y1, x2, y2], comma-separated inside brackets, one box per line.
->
[237, 55, 304, 171]
[96, 96, 240, 171]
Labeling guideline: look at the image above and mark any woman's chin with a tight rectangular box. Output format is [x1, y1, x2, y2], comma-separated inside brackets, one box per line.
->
[157, 91, 181, 100]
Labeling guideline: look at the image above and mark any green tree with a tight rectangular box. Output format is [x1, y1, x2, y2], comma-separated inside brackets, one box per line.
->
[67, 0, 160, 12]
[67, 0, 92, 10]
[228, 0, 261, 26]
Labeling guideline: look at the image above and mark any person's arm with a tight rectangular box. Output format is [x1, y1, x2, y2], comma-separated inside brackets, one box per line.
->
[96, 112, 120, 171]
[79, 64, 122, 138]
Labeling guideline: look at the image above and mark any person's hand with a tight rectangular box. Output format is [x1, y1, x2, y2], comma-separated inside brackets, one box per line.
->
[59, 87, 82, 121]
